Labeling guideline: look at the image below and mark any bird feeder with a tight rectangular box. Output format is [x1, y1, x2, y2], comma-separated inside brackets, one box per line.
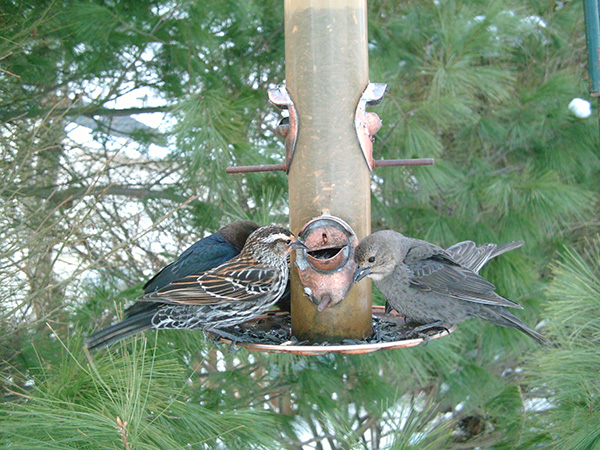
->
[294, 214, 358, 314]
[225, 0, 447, 353]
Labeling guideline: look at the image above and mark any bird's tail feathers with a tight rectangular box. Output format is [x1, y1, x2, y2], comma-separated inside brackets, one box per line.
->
[489, 241, 525, 261]
[85, 310, 155, 350]
[493, 309, 549, 346]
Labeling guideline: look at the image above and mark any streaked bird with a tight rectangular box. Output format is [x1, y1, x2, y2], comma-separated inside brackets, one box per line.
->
[353, 230, 547, 345]
[92, 220, 258, 346]
[143, 220, 259, 293]
[86, 225, 303, 350]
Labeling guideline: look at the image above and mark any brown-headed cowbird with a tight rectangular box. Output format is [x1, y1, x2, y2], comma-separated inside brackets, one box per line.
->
[353, 230, 547, 345]
[143, 220, 259, 293]
[383, 239, 525, 314]
[86, 225, 304, 350]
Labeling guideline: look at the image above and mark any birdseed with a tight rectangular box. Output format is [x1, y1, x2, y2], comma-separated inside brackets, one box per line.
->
[208, 311, 441, 347]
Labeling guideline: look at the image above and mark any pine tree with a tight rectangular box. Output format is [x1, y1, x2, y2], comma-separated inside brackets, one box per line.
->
[1, 0, 598, 448]
[521, 239, 600, 449]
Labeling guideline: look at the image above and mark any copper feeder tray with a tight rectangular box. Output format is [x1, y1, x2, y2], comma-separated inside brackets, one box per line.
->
[207, 306, 455, 356]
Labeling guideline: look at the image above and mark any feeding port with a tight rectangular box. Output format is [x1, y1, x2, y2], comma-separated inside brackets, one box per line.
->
[294, 214, 358, 313]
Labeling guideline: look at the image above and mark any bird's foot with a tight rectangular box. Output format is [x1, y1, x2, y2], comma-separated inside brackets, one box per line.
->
[418, 332, 432, 346]
[407, 321, 451, 345]
[227, 342, 241, 353]
[206, 328, 242, 353]
[205, 332, 224, 347]
[384, 301, 394, 315]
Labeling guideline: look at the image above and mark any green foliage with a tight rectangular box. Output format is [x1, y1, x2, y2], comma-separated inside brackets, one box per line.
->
[1, 338, 278, 449]
[523, 239, 600, 449]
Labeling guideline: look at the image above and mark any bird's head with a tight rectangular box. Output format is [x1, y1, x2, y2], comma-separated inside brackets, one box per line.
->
[218, 220, 260, 250]
[353, 231, 399, 283]
[243, 225, 306, 262]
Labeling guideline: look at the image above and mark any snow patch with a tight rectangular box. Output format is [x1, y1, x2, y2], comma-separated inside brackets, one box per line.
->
[568, 98, 592, 119]
[525, 397, 554, 412]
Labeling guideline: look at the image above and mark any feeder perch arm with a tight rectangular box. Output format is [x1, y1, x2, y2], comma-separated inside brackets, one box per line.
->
[226, 82, 435, 174]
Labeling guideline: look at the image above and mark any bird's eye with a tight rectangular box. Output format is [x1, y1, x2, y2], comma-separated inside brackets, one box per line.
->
[368, 256, 375, 263]
[286, 239, 292, 245]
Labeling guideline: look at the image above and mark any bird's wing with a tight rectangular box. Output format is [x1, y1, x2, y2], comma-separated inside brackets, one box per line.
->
[445, 240, 524, 273]
[172, 234, 239, 275]
[406, 243, 523, 309]
[138, 256, 280, 306]
[124, 300, 161, 319]
[445, 241, 483, 270]
[489, 241, 524, 261]
[143, 234, 239, 293]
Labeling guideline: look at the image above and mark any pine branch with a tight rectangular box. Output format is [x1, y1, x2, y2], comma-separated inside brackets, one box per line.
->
[0, 105, 171, 122]
[5, 184, 189, 203]
[115, 417, 132, 450]
[74, 105, 170, 118]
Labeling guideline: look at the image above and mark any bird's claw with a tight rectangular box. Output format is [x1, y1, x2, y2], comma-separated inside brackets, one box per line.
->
[206, 328, 243, 350]
[407, 321, 451, 344]
[418, 332, 432, 346]
[206, 332, 225, 346]
[228, 342, 241, 353]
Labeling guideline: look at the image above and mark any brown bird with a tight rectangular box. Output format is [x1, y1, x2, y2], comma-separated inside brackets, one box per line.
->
[382, 239, 525, 314]
[86, 225, 304, 350]
[353, 230, 547, 345]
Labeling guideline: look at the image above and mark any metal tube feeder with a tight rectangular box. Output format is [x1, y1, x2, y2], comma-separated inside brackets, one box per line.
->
[284, 0, 372, 342]
[223, 0, 449, 353]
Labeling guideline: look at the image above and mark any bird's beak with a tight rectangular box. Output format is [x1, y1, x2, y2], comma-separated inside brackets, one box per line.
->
[353, 266, 371, 283]
[291, 239, 308, 251]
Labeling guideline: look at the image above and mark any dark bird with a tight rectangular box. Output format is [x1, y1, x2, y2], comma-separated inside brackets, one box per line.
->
[143, 220, 259, 293]
[86, 224, 303, 350]
[94, 220, 258, 345]
[353, 230, 547, 345]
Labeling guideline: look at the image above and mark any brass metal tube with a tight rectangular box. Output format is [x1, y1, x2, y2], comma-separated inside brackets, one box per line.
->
[285, 0, 372, 342]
